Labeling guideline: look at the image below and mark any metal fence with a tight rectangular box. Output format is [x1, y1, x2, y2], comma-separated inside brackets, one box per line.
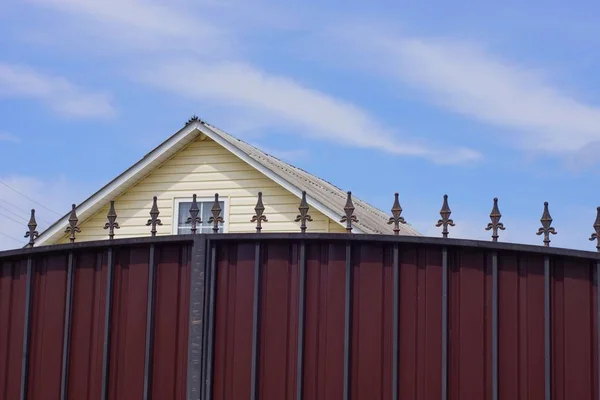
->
[2, 232, 600, 399]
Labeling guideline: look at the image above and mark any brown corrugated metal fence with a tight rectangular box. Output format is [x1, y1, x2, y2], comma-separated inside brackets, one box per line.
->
[1, 234, 600, 399]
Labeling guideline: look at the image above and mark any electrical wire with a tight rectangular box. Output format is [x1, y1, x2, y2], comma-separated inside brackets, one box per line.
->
[0, 231, 23, 244]
[0, 204, 28, 223]
[0, 198, 53, 225]
[0, 210, 28, 226]
[0, 180, 61, 216]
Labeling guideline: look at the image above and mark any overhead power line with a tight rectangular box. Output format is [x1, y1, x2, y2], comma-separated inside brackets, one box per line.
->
[0, 231, 23, 245]
[0, 198, 53, 225]
[0, 180, 61, 216]
[0, 210, 27, 226]
[0, 204, 28, 223]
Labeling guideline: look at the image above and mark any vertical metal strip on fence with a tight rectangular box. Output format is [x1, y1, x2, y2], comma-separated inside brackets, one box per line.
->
[492, 252, 499, 400]
[204, 242, 217, 400]
[19, 257, 34, 400]
[544, 256, 552, 400]
[187, 235, 207, 400]
[60, 252, 75, 400]
[343, 242, 353, 400]
[101, 248, 115, 400]
[296, 241, 307, 400]
[392, 243, 400, 400]
[441, 247, 448, 400]
[250, 241, 262, 400]
[143, 244, 157, 400]
[597, 260, 600, 400]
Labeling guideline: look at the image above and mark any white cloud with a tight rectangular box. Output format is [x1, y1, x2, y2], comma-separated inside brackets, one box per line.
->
[334, 28, 600, 154]
[0, 175, 93, 251]
[0, 131, 19, 143]
[0, 63, 115, 118]
[138, 60, 481, 163]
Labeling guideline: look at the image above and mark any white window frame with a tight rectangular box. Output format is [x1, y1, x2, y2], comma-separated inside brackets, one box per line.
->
[172, 196, 230, 234]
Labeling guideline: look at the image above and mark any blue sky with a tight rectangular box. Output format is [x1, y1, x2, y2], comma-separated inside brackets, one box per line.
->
[0, 0, 599, 250]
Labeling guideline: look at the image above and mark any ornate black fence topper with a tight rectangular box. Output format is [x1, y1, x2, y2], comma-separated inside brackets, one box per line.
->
[103, 200, 120, 239]
[208, 193, 224, 233]
[65, 204, 81, 243]
[24, 209, 39, 247]
[537, 201, 557, 247]
[589, 207, 600, 251]
[485, 197, 505, 242]
[436, 194, 455, 238]
[186, 194, 202, 234]
[387, 193, 406, 235]
[251, 192, 268, 233]
[340, 191, 358, 233]
[146, 196, 163, 237]
[294, 191, 312, 233]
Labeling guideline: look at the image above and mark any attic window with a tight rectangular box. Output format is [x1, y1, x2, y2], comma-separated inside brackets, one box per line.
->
[173, 197, 228, 234]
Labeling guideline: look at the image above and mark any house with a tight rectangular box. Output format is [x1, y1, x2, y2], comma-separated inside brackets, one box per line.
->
[35, 117, 420, 246]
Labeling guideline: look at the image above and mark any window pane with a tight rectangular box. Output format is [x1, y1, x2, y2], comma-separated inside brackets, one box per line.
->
[178, 202, 192, 234]
[177, 200, 225, 235]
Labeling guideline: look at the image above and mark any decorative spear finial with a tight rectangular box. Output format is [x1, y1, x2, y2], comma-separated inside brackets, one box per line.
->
[208, 193, 224, 233]
[186, 194, 202, 234]
[485, 197, 505, 242]
[24, 209, 39, 247]
[340, 191, 359, 233]
[436, 194, 455, 238]
[387, 193, 406, 235]
[294, 191, 313, 233]
[250, 192, 268, 233]
[146, 196, 163, 237]
[536, 201, 557, 247]
[589, 207, 600, 252]
[103, 200, 120, 239]
[65, 204, 81, 243]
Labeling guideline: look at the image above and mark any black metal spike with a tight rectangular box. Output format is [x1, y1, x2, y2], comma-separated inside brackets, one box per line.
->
[340, 191, 359, 233]
[65, 204, 81, 243]
[186, 194, 202, 234]
[145, 196, 163, 237]
[294, 191, 313, 233]
[24, 209, 39, 247]
[103, 200, 120, 239]
[208, 193, 224, 233]
[250, 192, 268, 233]
[536, 201, 557, 247]
[387, 193, 406, 235]
[436, 194, 455, 238]
[589, 207, 600, 252]
[185, 115, 203, 126]
[485, 197, 506, 242]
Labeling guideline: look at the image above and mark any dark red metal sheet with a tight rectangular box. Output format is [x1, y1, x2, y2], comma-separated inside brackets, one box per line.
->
[212, 243, 255, 400]
[151, 244, 191, 399]
[0, 259, 27, 400]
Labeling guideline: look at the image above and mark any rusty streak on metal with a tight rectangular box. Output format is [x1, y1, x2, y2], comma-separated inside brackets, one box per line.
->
[250, 192, 268, 233]
[387, 193, 406, 235]
[537, 201, 557, 247]
[24, 209, 39, 247]
[485, 197, 506, 242]
[589, 207, 600, 252]
[340, 191, 358, 233]
[436, 194, 455, 238]
[294, 191, 312, 233]
[65, 204, 81, 243]
[146, 196, 163, 237]
[186, 194, 202, 234]
[103, 200, 120, 240]
[208, 193, 224, 233]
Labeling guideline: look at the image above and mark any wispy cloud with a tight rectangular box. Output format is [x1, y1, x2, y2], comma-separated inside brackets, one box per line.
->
[332, 27, 600, 155]
[0, 63, 115, 118]
[138, 60, 481, 163]
[0, 131, 19, 143]
[20, 0, 480, 164]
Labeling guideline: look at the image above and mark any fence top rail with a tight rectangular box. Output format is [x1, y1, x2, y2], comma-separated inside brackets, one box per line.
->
[2, 233, 600, 261]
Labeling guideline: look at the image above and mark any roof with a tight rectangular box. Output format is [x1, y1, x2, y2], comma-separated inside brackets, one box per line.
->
[35, 119, 420, 245]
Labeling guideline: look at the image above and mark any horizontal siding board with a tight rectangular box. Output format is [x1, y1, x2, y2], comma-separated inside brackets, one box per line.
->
[58, 137, 342, 244]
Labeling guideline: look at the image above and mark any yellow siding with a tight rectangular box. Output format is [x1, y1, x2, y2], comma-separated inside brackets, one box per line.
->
[57, 137, 344, 243]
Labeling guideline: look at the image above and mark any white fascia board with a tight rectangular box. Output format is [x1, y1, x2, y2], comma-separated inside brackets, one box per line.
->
[36, 123, 202, 246]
